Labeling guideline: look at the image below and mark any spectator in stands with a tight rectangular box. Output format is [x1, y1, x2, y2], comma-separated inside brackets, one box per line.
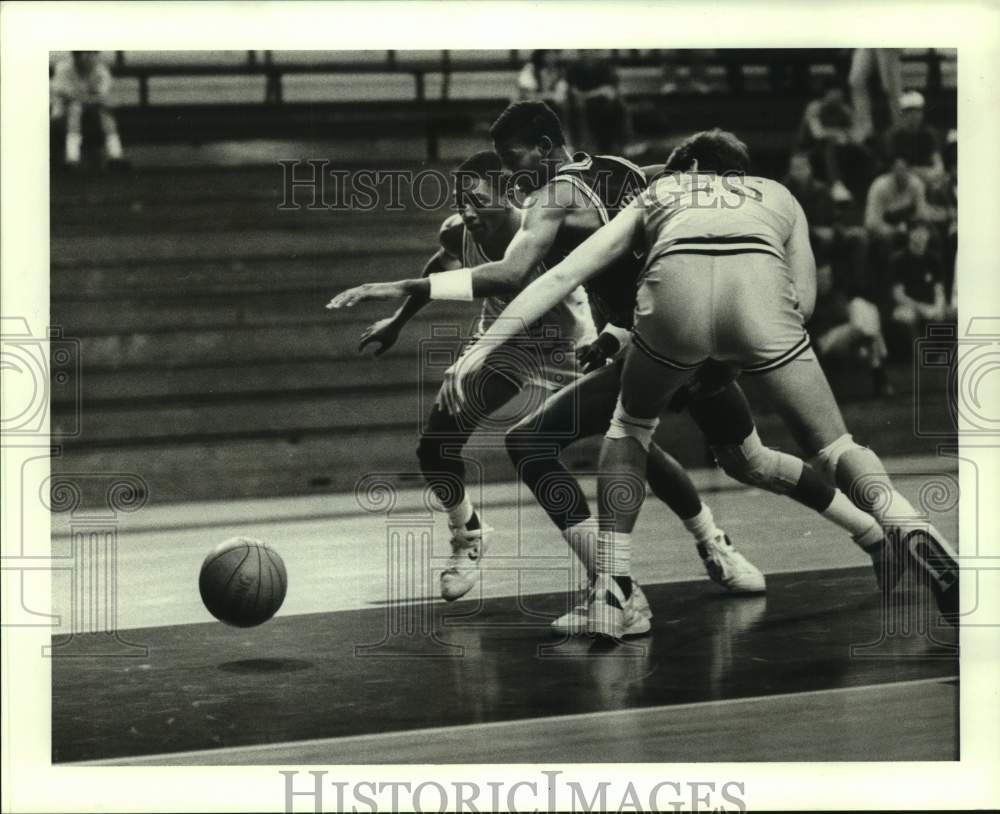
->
[890, 220, 955, 340]
[810, 247, 893, 399]
[848, 48, 902, 141]
[864, 152, 930, 273]
[564, 53, 629, 154]
[517, 50, 568, 106]
[787, 152, 890, 397]
[785, 151, 870, 297]
[796, 79, 859, 203]
[785, 151, 835, 235]
[50, 51, 125, 168]
[935, 129, 958, 276]
[884, 91, 945, 188]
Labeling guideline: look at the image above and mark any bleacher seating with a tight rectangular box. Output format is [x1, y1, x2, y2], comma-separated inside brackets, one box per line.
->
[50, 49, 957, 160]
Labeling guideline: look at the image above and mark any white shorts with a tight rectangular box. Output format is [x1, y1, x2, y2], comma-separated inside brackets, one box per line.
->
[632, 251, 816, 374]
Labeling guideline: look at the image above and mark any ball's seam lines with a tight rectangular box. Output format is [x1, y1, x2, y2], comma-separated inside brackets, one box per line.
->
[253, 543, 263, 612]
[219, 545, 252, 602]
[201, 539, 252, 572]
[264, 547, 287, 596]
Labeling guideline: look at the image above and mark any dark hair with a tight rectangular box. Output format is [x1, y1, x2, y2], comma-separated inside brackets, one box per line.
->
[489, 100, 566, 148]
[664, 128, 751, 174]
[452, 151, 508, 198]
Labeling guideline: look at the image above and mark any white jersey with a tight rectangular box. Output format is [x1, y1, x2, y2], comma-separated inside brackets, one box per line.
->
[641, 173, 798, 264]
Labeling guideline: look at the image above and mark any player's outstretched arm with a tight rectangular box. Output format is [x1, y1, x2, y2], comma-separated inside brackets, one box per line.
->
[357, 248, 459, 355]
[327, 216, 461, 312]
[467, 198, 568, 297]
[479, 202, 641, 345]
[416, 182, 579, 303]
[440, 202, 643, 415]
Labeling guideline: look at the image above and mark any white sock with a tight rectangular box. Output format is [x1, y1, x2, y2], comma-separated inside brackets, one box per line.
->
[853, 522, 885, 550]
[596, 530, 631, 577]
[822, 490, 883, 544]
[682, 502, 722, 544]
[885, 489, 920, 523]
[65, 132, 82, 163]
[105, 132, 123, 159]
[446, 492, 474, 530]
[561, 517, 598, 579]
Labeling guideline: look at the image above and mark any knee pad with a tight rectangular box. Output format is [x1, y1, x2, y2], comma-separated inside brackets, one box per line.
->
[605, 398, 659, 451]
[811, 433, 861, 482]
[712, 429, 802, 495]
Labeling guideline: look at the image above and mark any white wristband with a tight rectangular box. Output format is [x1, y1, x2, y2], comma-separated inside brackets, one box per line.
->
[604, 323, 632, 348]
[429, 268, 475, 301]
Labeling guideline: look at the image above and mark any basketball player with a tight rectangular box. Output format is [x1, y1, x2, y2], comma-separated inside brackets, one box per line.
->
[331, 148, 762, 637]
[446, 128, 960, 636]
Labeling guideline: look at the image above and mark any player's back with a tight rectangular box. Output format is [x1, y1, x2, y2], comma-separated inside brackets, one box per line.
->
[642, 173, 798, 267]
[631, 172, 811, 372]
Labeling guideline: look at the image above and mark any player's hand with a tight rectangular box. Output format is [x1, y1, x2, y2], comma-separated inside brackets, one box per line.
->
[327, 281, 410, 309]
[575, 332, 621, 374]
[440, 345, 489, 417]
[358, 317, 401, 356]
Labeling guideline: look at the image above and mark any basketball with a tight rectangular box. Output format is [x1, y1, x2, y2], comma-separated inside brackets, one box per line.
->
[198, 536, 287, 627]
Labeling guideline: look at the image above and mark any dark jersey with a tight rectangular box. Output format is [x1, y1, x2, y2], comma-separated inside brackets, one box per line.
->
[545, 153, 648, 328]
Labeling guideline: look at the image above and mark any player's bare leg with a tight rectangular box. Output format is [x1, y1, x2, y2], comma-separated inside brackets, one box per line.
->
[684, 366, 886, 557]
[753, 354, 959, 622]
[591, 346, 696, 637]
[418, 360, 521, 601]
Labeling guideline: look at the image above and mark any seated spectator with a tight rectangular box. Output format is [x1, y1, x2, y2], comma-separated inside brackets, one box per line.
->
[785, 152, 870, 298]
[564, 53, 629, 154]
[930, 128, 958, 274]
[884, 91, 945, 189]
[810, 253, 893, 398]
[864, 152, 930, 278]
[50, 51, 125, 168]
[796, 79, 862, 202]
[890, 220, 956, 340]
[785, 151, 835, 229]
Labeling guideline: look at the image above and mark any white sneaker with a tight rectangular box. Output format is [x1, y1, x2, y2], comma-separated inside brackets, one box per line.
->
[439, 525, 490, 601]
[587, 575, 649, 639]
[698, 533, 766, 593]
[552, 579, 651, 636]
[902, 527, 959, 624]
